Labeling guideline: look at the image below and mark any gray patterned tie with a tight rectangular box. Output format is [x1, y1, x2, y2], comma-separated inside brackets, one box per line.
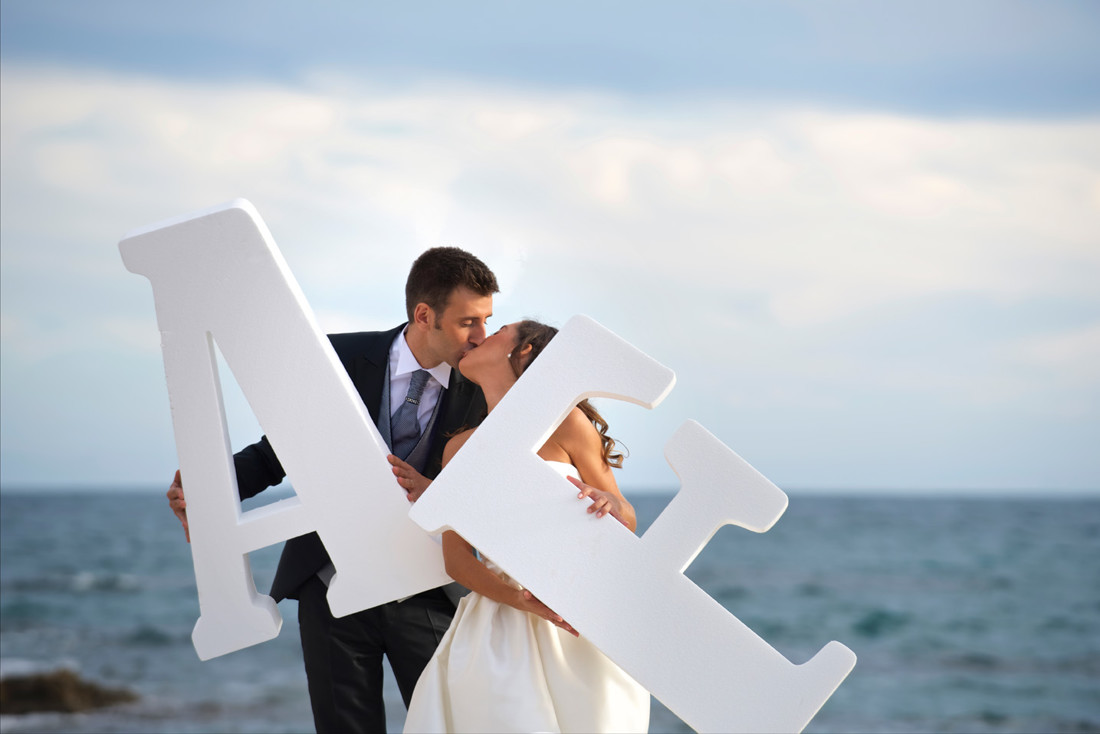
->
[391, 369, 430, 460]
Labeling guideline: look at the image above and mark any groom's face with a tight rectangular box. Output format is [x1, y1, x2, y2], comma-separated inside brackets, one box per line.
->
[425, 286, 494, 368]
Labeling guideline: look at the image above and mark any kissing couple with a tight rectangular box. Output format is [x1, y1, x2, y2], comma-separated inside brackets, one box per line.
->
[167, 247, 649, 733]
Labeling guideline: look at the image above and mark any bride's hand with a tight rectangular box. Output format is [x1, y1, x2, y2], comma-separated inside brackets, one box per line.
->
[519, 590, 579, 637]
[568, 476, 628, 527]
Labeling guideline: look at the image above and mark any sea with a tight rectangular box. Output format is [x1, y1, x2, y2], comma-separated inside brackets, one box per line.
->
[1, 488, 1097, 734]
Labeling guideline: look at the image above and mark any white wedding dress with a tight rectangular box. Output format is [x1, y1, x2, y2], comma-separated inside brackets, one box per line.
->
[403, 461, 650, 734]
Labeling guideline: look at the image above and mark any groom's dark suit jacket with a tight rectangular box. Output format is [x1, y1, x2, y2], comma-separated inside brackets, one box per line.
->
[231, 323, 488, 603]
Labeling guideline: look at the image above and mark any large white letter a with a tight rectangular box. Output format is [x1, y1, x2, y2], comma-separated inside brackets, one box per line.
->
[120, 200, 451, 660]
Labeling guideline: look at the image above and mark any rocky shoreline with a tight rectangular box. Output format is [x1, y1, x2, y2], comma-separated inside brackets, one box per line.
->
[0, 669, 138, 715]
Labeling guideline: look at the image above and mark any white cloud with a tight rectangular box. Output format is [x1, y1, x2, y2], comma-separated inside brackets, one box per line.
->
[4, 66, 1097, 318]
[2, 63, 1098, 488]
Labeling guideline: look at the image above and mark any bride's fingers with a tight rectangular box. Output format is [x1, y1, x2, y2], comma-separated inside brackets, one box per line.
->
[572, 481, 609, 515]
[552, 616, 579, 636]
[523, 591, 581, 637]
[569, 475, 597, 500]
[523, 591, 563, 621]
[571, 479, 617, 520]
[586, 495, 612, 518]
[556, 620, 580, 637]
[537, 606, 577, 636]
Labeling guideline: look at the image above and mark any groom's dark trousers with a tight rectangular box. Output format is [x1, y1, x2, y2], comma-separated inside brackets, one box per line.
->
[231, 324, 487, 733]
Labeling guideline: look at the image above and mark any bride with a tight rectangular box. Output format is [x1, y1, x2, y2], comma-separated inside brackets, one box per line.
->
[403, 319, 650, 734]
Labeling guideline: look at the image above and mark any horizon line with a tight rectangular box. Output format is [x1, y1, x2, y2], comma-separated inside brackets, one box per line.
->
[1, 483, 1097, 499]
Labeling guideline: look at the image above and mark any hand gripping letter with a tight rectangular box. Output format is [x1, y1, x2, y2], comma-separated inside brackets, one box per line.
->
[120, 200, 451, 660]
[411, 315, 856, 733]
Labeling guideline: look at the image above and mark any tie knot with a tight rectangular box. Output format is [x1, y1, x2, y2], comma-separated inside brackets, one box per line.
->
[406, 369, 430, 401]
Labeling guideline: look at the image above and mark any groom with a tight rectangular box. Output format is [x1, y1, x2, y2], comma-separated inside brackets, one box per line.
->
[167, 247, 498, 732]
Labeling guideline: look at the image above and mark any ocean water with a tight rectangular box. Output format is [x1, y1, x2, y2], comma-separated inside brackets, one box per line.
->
[1, 489, 1098, 734]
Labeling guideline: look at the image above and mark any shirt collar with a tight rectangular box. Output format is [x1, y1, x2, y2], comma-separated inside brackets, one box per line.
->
[395, 328, 452, 389]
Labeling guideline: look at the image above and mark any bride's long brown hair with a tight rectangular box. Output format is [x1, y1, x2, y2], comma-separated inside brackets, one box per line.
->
[508, 320, 626, 469]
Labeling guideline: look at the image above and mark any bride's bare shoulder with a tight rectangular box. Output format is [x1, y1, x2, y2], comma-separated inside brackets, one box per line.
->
[554, 406, 596, 440]
[549, 407, 600, 455]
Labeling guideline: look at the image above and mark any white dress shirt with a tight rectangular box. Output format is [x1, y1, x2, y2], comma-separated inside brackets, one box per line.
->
[388, 328, 452, 433]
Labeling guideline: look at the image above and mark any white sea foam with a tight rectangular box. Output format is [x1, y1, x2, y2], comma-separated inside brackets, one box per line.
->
[0, 658, 79, 678]
[71, 572, 140, 593]
[0, 711, 78, 734]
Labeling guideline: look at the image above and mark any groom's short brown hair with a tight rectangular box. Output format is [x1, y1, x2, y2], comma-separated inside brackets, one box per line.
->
[405, 247, 499, 321]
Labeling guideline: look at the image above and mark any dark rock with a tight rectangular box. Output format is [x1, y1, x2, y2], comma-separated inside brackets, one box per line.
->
[0, 669, 138, 714]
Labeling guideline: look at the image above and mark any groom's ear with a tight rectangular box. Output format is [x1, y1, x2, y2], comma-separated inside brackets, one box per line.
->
[411, 302, 432, 330]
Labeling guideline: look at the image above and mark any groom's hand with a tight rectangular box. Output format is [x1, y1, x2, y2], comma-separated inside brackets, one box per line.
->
[166, 470, 190, 543]
[387, 455, 431, 502]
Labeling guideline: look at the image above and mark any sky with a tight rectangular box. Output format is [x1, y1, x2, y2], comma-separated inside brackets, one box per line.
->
[1, 1, 1098, 496]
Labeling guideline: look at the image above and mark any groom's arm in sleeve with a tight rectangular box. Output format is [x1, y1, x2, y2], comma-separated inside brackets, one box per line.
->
[233, 435, 286, 501]
[164, 433, 284, 543]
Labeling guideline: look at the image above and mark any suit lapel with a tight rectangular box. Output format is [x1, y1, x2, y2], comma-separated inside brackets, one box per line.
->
[330, 323, 405, 425]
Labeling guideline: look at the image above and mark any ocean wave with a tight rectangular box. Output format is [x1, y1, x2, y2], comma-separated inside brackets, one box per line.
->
[936, 651, 1100, 676]
[122, 625, 182, 647]
[72, 572, 140, 593]
[944, 651, 1003, 671]
[1, 620, 192, 655]
[3, 572, 141, 595]
[0, 599, 52, 625]
[851, 608, 912, 639]
[0, 711, 75, 734]
[1039, 614, 1097, 634]
[0, 658, 80, 679]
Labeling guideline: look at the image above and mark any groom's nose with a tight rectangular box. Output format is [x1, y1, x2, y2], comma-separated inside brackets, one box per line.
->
[469, 323, 487, 344]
